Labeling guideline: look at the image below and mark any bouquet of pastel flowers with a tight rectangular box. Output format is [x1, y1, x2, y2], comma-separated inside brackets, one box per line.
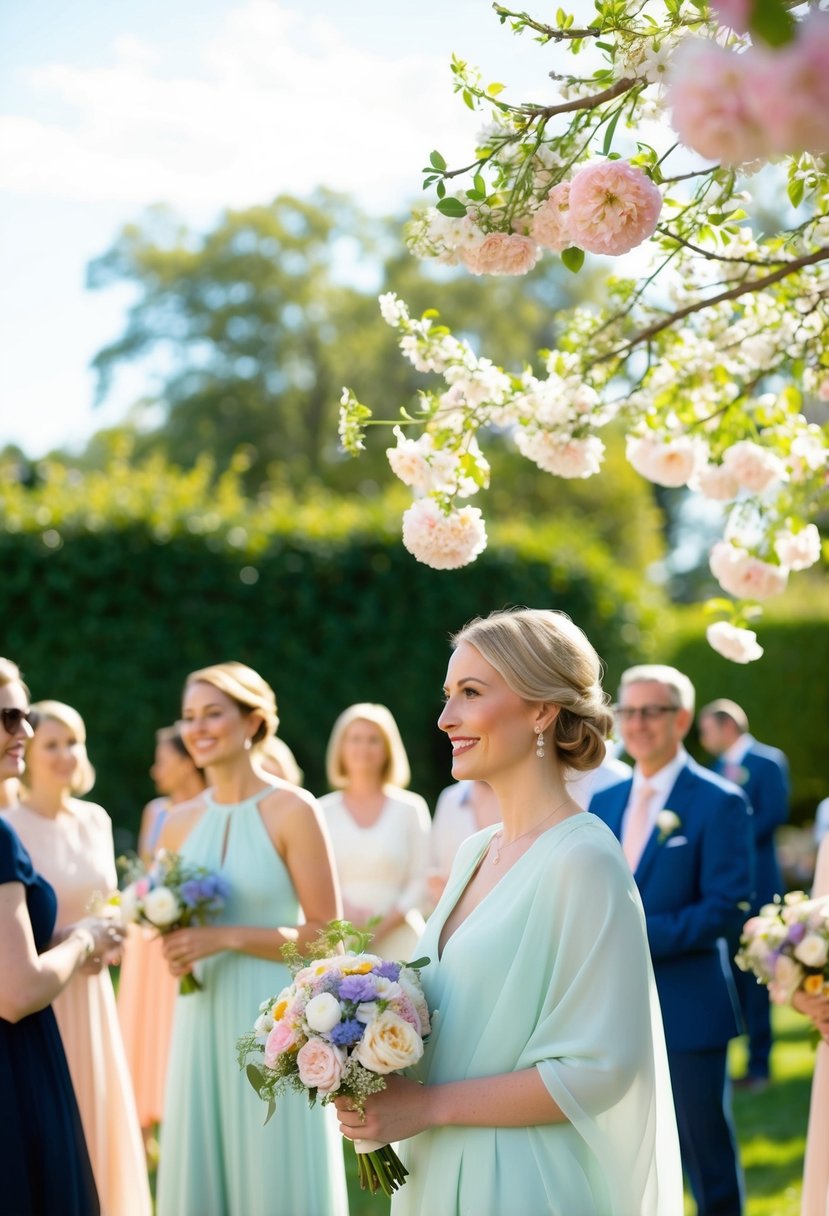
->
[736, 891, 829, 1005]
[118, 849, 230, 994]
[238, 920, 431, 1198]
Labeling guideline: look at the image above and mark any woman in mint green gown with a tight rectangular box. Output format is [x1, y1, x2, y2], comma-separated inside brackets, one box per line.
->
[155, 662, 348, 1216]
[337, 610, 682, 1216]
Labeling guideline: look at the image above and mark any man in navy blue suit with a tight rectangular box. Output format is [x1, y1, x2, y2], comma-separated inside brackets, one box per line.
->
[590, 665, 754, 1216]
[698, 698, 790, 1091]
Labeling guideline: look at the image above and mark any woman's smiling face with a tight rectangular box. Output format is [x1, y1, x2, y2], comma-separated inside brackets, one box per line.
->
[438, 641, 539, 782]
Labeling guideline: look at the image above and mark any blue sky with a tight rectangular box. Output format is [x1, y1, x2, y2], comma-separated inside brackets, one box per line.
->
[0, 0, 554, 455]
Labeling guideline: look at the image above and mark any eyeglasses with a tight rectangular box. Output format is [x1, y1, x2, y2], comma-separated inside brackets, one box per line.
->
[613, 705, 681, 723]
[0, 707, 35, 734]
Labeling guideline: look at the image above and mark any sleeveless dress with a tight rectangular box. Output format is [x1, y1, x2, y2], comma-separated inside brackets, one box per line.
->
[392, 815, 683, 1216]
[801, 835, 829, 1216]
[118, 799, 180, 1128]
[6, 801, 151, 1216]
[320, 787, 431, 960]
[156, 787, 349, 1216]
[0, 817, 100, 1216]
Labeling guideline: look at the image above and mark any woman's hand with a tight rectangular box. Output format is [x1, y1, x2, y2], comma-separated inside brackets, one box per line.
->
[792, 989, 829, 1043]
[71, 916, 125, 970]
[334, 1074, 432, 1145]
[162, 926, 228, 976]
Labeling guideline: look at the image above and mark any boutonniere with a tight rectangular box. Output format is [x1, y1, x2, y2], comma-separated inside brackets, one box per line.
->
[656, 810, 681, 843]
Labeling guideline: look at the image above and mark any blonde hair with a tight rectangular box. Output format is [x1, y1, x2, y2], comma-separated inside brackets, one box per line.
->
[620, 664, 695, 715]
[452, 608, 613, 773]
[26, 700, 96, 795]
[0, 657, 28, 697]
[259, 736, 304, 786]
[184, 661, 278, 748]
[325, 703, 411, 789]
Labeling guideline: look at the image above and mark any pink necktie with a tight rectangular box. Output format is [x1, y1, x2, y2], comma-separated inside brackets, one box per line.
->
[622, 783, 656, 870]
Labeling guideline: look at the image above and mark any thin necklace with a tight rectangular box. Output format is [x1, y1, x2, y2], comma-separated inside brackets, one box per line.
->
[490, 797, 572, 866]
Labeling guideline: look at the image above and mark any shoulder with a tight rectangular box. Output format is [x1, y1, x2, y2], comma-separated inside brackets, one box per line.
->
[260, 783, 328, 836]
[140, 796, 168, 828]
[317, 791, 343, 814]
[677, 759, 751, 818]
[158, 794, 208, 850]
[554, 814, 627, 875]
[746, 742, 788, 770]
[434, 783, 467, 816]
[71, 798, 113, 832]
[589, 776, 631, 813]
[384, 787, 430, 820]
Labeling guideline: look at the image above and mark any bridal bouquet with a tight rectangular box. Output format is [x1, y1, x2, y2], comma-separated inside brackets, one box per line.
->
[736, 891, 829, 1004]
[118, 849, 230, 994]
[238, 920, 431, 1198]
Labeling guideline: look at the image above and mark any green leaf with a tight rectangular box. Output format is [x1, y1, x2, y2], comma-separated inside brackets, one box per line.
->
[473, 173, 486, 196]
[264, 1096, 276, 1126]
[602, 108, 622, 157]
[436, 197, 468, 218]
[429, 150, 447, 171]
[246, 1063, 265, 1097]
[486, 82, 505, 97]
[462, 88, 476, 111]
[561, 246, 585, 273]
[788, 176, 805, 209]
[749, 0, 796, 47]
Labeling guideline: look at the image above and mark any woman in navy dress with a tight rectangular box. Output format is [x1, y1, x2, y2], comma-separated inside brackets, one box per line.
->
[0, 657, 123, 1215]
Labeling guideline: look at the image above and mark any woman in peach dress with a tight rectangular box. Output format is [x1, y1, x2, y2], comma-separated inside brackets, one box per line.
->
[117, 725, 205, 1145]
[794, 833, 829, 1216]
[7, 700, 151, 1216]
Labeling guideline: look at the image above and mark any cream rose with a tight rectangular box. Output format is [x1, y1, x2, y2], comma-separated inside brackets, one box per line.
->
[793, 933, 829, 969]
[142, 885, 182, 928]
[304, 992, 343, 1034]
[353, 1010, 424, 1074]
[296, 1039, 346, 1094]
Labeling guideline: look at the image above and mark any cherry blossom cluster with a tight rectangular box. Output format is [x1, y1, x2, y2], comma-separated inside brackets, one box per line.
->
[340, 0, 829, 661]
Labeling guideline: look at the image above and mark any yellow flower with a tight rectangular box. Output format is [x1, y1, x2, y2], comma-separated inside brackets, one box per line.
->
[803, 974, 824, 996]
[343, 961, 374, 975]
[272, 999, 289, 1020]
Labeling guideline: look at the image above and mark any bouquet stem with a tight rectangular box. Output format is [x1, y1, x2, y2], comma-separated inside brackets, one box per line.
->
[353, 1141, 409, 1197]
[179, 971, 203, 996]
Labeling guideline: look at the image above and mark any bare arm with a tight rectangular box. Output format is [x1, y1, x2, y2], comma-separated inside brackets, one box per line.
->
[163, 790, 342, 973]
[0, 883, 123, 1022]
[336, 1068, 566, 1144]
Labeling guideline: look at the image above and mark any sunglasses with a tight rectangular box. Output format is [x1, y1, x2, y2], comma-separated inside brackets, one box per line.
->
[0, 707, 35, 734]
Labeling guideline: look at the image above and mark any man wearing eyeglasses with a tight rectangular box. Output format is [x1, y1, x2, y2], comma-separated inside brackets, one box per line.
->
[589, 664, 754, 1216]
[698, 699, 790, 1095]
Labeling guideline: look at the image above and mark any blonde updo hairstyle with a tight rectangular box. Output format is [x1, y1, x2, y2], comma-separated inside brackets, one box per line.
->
[326, 703, 411, 790]
[184, 661, 278, 750]
[25, 700, 96, 795]
[452, 608, 613, 772]
[0, 657, 28, 697]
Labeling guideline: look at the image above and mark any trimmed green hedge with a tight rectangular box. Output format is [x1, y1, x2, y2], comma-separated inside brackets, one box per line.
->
[1, 453, 663, 841]
[666, 607, 829, 825]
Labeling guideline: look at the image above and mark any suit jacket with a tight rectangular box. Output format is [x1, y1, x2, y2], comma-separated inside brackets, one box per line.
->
[589, 756, 754, 1052]
[715, 741, 789, 906]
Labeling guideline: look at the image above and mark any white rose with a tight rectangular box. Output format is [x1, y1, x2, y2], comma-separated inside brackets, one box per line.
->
[769, 954, 804, 1004]
[118, 884, 140, 924]
[793, 934, 829, 969]
[304, 992, 343, 1034]
[353, 1010, 424, 1075]
[706, 621, 764, 664]
[142, 885, 182, 928]
[355, 1000, 380, 1024]
[373, 978, 402, 1000]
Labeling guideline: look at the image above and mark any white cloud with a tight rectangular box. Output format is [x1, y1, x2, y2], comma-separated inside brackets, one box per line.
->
[0, 0, 482, 212]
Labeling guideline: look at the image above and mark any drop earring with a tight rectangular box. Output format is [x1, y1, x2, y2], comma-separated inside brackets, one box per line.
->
[535, 727, 545, 758]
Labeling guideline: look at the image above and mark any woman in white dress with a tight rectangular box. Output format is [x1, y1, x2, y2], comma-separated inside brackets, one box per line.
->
[319, 703, 431, 960]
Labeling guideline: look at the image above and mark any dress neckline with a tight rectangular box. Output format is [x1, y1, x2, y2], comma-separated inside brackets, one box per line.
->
[204, 785, 276, 811]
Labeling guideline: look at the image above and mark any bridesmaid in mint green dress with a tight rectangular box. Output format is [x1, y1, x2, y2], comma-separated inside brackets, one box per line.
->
[336, 610, 682, 1216]
[155, 661, 348, 1216]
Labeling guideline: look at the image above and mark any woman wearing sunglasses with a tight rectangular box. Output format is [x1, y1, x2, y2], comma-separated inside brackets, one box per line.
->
[0, 657, 124, 1215]
[8, 698, 151, 1216]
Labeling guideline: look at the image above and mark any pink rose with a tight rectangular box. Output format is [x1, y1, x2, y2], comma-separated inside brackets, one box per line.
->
[460, 232, 539, 276]
[135, 877, 150, 898]
[753, 12, 829, 157]
[710, 0, 752, 32]
[566, 161, 662, 256]
[530, 183, 573, 253]
[626, 434, 707, 488]
[709, 541, 788, 600]
[264, 1018, 303, 1066]
[722, 439, 786, 493]
[667, 40, 769, 165]
[773, 524, 822, 571]
[401, 499, 487, 569]
[706, 621, 764, 664]
[295, 1039, 346, 1095]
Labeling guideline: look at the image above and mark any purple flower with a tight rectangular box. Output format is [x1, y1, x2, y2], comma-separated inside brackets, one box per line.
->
[785, 922, 807, 945]
[339, 974, 378, 1002]
[330, 1018, 365, 1047]
[373, 961, 401, 981]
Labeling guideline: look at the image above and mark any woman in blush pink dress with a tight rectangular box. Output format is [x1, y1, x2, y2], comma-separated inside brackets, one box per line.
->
[794, 834, 829, 1216]
[117, 725, 206, 1148]
[7, 700, 151, 1216]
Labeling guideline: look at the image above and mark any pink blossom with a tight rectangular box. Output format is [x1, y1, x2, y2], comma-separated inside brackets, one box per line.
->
[774, 524, 822, 571]
[135, 877, 151, 898]
[709, 541, 789, 600]
[667, 40, 769, 165]
[722, 440, 785, 494]
[460, 232, 539, 276]
[626, 434, 707, 488]
[386, 428, 432, 493]
[706, 621, 764, 664]
[566, 161, 662, 256]
[401, 499, 487, 569]
[530, 183, 573, 253]
[295, 1039, 346, 1094]
[516, 431, 605, 478]
[710, 0, 752, 33]
[264, 1018, 303, 1065]
[696, 464, 740, 501]
[754, 12, 829, 157]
